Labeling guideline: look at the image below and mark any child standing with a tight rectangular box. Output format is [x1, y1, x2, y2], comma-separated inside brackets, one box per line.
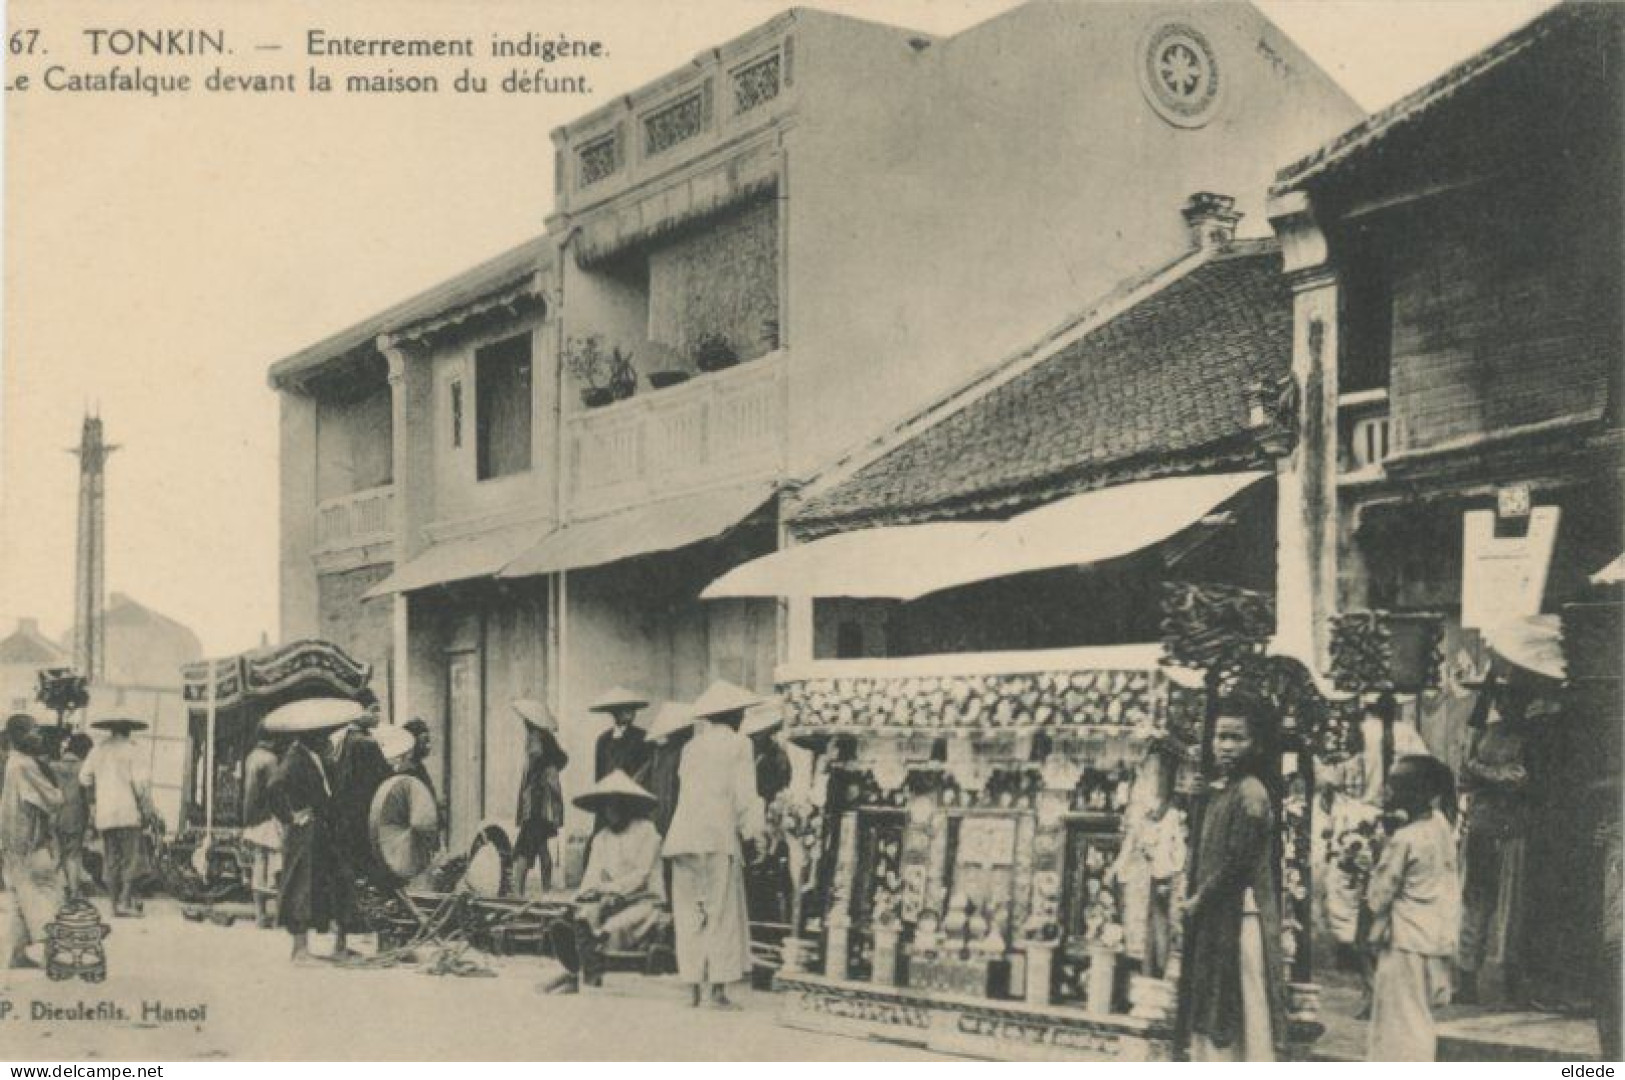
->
[1366, 754, 1461, 1061]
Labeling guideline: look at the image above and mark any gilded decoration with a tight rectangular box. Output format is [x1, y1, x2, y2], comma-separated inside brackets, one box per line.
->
[782, 668, 1158, 735]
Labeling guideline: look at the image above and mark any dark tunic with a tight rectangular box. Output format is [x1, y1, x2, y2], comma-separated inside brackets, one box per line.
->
[514, 730, 568, 857]
[648, 732, 689, 837]
[328, 726, 391, 886]
[753, 736, 792, 804]
[594, 725, 652, 784]
[241, 746, 278, 829]
[268, 743, 342, 934]
[404, 759, 436, 802]
[1184, 774, 1286, 1052]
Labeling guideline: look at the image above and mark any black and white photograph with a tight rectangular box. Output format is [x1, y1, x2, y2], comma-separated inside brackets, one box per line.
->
[1, 0, 1620, 1064]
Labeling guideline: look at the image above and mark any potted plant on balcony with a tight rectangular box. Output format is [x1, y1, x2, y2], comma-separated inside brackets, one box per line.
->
[606, 345, 636, 402]
[565, 336, 637, 407]
[691, 331, 739, 373]
[565, 335, 612, 407]
[642, 340, 691, 391]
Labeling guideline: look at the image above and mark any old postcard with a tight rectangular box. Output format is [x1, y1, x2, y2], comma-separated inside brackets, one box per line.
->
[1, 0, 1619, 1064]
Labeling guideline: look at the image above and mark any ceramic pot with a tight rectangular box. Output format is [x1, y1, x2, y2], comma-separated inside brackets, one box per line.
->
[648, 370, 690, 390]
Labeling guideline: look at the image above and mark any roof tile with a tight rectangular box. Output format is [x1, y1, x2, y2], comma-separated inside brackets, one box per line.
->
[794, 245, 1293, 533]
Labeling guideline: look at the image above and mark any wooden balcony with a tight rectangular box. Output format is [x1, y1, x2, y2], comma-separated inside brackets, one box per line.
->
[1339, 389, 1392, 482]
[315, 484, 395, 553]
[565, 349, 787, 518]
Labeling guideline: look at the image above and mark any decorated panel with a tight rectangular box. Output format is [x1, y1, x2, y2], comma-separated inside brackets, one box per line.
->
[783, 668, 1159, 736]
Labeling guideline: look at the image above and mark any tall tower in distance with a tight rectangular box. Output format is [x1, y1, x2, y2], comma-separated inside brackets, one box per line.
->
[71, 413, 117, 681]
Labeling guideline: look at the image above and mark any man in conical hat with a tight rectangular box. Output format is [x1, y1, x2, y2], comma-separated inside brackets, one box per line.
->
[513, 699, 569, 897]
[662, 680, 768, 1008]
[545, 770, 667, 992]
[80, 717, 156, 917]
[263, 697, 361, 964]
[589, 686, 652, 786]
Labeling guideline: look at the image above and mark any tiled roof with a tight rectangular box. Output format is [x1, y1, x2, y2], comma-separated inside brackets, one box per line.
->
[267, 234, 551, 388]
[794, 242, 1293, 535]
[1273, 2, 1592, 194]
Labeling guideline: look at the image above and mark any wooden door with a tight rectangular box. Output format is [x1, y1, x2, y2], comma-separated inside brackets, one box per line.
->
[445, 649, 484, 851]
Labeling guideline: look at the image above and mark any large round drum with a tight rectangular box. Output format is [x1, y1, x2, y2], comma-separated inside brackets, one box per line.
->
[368, 775, 440, 883]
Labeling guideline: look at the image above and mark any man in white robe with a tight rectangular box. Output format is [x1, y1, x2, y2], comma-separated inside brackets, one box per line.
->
[662, 681, 767, 1009]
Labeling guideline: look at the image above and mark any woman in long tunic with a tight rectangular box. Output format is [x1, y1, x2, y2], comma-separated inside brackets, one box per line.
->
[513, 700, 569, 897]
[1182, 701, 1286, 1062]
[662, 681, 766, 1008]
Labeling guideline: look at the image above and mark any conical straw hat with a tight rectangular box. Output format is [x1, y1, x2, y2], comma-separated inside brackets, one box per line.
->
[587, 685, 650, 713]
[90, 716, 149, 734]
[511, 698, 558, 732]
[691, 680, 763, 721]
[374, 724, 415, 762]
[263, 697, 365, 735]
[572, 769, 658, 814]
[646, 702, 695, 743]
[741, 697, 786, 737]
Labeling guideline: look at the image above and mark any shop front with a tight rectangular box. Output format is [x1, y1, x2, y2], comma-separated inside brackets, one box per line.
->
[769, 645, 1203, 1060]
[702, 476, 1336, 1059]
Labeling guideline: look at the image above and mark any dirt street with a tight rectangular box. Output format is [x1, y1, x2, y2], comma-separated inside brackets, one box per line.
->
[0, 897, 943, 1062]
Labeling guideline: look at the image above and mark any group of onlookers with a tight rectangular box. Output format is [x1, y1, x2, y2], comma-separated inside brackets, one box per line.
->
[1, 711, 160, 968]
[523, 680, 785, 1006]
[249, 675, 784, 1009]
[1184, 697, 1464, 1063]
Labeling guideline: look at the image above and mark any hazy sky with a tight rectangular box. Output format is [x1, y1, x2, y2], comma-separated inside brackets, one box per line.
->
[1, 0, 1558, 657]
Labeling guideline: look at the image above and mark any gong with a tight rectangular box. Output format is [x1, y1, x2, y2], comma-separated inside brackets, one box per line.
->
[368, 775, 440, 883]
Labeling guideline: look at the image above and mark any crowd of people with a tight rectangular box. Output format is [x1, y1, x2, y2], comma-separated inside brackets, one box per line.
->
[4, 670, 1601, 1061]
[527, 680, 785, 1006]
[1, 711, 163, 968]
[245, 677, 785, 1008]
[1182, 697, 1464, 1063]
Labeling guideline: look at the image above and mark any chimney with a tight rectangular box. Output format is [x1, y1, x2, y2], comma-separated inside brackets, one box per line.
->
[1182, 192, 1242, 251]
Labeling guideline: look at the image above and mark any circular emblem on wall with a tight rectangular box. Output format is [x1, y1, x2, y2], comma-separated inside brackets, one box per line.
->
[1139, 20, 1222, 129]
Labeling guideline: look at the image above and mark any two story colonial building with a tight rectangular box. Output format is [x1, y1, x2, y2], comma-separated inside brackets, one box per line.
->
[271, 1, 1360, 849]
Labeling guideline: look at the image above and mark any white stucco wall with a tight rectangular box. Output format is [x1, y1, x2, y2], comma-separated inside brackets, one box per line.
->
[425, 316, 555, 530]
[783, 0, 1363, 476]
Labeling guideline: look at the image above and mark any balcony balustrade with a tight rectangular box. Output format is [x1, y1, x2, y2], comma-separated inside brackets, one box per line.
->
[565, 348, 787, 517]
[315, 484, 395, 553]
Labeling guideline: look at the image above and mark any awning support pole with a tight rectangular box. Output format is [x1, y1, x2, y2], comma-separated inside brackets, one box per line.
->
[203, 658, 217, 842]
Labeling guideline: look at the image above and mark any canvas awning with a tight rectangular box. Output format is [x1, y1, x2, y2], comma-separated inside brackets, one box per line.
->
[704, 471, 1269, 601]
[499, 481, 775, 579]
[1483, 614, 1565, 681]
[365, 523, 542, 598]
